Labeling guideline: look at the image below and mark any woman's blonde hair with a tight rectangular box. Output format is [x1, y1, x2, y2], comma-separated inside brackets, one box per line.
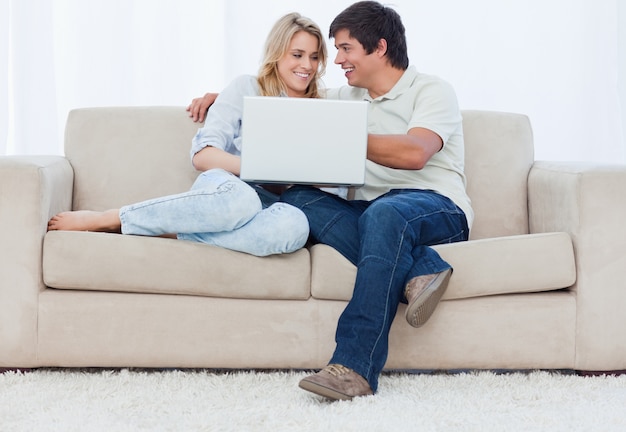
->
[257, 13, 327, 98]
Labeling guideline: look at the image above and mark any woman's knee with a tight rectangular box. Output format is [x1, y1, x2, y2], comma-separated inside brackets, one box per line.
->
[193, 170, 262, 228]
[260, 203, 309, 253]
[267, 203, 309, 236]
[191, 168, 232, 189]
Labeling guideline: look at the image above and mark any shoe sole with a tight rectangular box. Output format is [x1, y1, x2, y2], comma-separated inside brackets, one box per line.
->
[298, 378, 353, 401]
[406, 268, 452, 328]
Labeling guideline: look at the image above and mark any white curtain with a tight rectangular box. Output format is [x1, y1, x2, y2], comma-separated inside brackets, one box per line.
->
[1, 0, 8, 155]
[2, 0, 226, 155]
[2, 0, 625, 163]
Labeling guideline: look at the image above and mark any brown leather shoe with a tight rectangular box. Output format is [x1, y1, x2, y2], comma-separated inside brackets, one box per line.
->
[404, 268, 452, 328]
[299, 364, 373, 400]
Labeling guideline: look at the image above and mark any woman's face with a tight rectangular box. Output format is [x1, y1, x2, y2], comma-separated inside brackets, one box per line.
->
[277, 30, 320, 97]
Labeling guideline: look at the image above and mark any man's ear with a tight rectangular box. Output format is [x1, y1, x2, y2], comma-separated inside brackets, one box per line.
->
[376, 38, 388, 58]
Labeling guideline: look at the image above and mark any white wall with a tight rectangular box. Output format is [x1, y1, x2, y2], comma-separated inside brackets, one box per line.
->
[222, 0, 626, 164]
[2, 0, 625, 164]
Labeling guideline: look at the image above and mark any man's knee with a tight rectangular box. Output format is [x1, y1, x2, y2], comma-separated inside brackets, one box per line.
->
[361, 199, 403, 223]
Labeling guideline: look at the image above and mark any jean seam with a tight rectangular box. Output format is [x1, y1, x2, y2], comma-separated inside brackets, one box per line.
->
[364, 219, 409, 384]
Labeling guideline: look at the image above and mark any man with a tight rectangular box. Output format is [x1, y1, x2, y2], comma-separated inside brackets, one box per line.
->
[280, 1, 473, 401]
[188, 1, 473, 401]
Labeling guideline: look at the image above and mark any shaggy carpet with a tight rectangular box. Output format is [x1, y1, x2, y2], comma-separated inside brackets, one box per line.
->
[1, 368, 625, 431]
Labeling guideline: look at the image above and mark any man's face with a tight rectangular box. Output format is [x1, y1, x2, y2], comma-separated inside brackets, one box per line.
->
[332, 29, 378, 89]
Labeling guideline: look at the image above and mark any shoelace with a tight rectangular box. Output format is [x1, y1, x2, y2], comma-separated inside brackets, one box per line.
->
[324, 364, 351, 377]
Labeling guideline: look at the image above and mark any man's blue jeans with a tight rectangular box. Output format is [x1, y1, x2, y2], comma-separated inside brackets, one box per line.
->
[280, 186, 469, 391]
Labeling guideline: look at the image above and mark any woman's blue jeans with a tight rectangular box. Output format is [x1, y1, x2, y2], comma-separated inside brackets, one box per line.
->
[118, 169, 309, 256]
[280, 186, 469, 391]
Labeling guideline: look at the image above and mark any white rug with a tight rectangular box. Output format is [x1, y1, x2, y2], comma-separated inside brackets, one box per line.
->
[1, 369, 626, 432]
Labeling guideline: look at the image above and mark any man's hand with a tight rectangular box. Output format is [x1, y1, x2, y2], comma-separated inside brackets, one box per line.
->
[186, 92, 218, 122]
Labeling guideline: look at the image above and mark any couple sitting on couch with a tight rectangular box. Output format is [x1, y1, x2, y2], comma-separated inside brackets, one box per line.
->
[47, 1, 472, 402]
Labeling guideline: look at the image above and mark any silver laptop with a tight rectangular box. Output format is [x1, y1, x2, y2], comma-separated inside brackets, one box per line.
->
[240, 96, 368, 186]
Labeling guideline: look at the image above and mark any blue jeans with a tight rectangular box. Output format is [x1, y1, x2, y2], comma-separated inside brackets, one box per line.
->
[280, 186, 469, 391]
[119, 169, 309, 256]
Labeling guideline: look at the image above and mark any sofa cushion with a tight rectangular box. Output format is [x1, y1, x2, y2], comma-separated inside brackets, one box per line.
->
[462, 110, 534, 240]
[43, 231, 311, 300]
[310, 232, 576, 301]
[65, 107, 200, 212]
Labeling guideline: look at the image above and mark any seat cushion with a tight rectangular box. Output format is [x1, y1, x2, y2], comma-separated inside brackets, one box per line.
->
[43, 231, 311, 300]
[310, 232, 576, 301]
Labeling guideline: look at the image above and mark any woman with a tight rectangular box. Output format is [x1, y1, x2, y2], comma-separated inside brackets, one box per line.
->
[47, 13, 327, 257]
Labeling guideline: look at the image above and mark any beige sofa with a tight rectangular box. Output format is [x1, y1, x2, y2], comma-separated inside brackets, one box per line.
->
[1, 107, 625, 373]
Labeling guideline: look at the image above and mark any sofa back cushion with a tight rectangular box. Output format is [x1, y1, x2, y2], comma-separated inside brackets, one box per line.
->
[64, 107, 534, 239]
[461, 110, 534, 239]
[65, 107, 200, 211]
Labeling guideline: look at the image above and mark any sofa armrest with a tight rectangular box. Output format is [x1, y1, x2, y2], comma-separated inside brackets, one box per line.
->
[0, 155, 73, 367]
[528, 161, 626, 370]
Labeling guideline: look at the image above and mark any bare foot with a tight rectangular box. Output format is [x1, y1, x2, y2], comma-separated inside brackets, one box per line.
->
[47, 209, 122, 232]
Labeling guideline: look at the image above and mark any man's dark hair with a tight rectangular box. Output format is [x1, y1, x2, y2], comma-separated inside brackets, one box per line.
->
[329, 1, 409, 70]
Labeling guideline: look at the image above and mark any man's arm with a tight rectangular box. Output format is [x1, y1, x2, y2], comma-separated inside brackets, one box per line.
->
[367, 127, 443, 170]
[186, 93, 219, 122]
